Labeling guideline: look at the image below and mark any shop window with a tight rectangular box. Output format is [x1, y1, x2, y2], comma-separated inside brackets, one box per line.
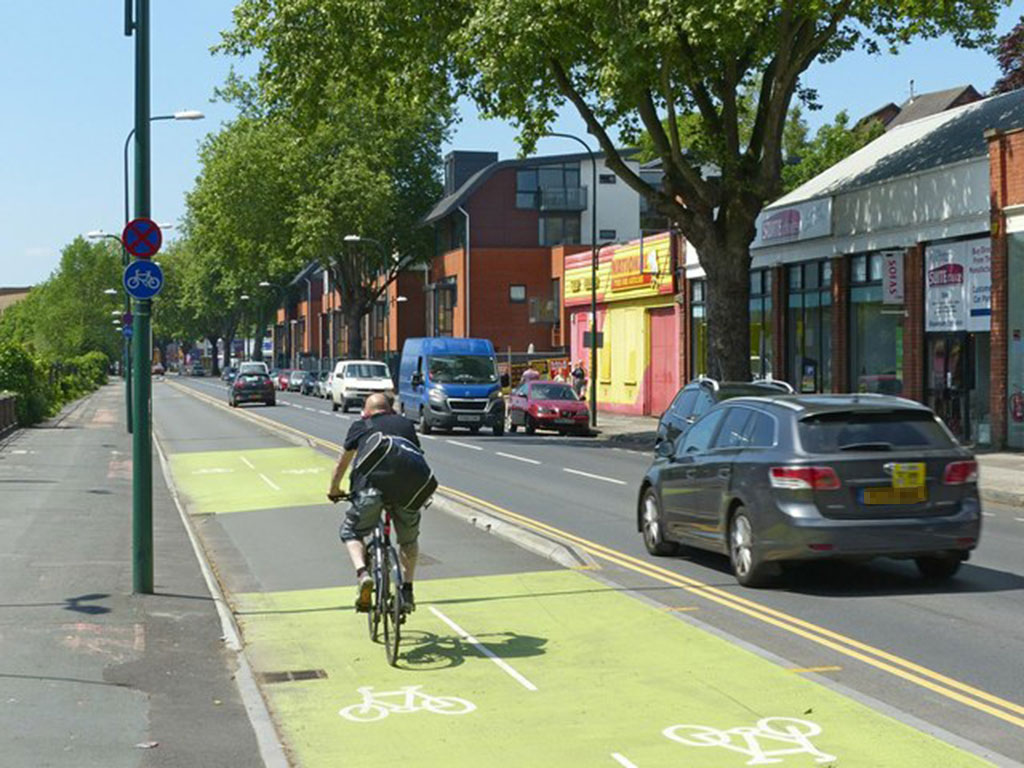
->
[850, 256, 903, 395]
[509, 284, 526, 303]
[690, 280, 708, 377]
[750, 269, 773, 379]
[787, 261, 832, 393]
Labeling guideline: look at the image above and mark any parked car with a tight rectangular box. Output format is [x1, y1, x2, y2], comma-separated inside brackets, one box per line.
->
[299, 370, 319, 396]
[275, 369, 292, 391]
[190, 362, 205, 377]
[225, 369, 238, 385]
[396, 338, 507, 435]
[331, 359, 394, 413]
[288, 370, 306, 392]
[315, 371, 332, 398]
[220, 366, 235, 381]
[228, 372, 276, 408]
[655, 377, 794, 449]
[637, 394, 980, 587]
[507, 380, 590, 436]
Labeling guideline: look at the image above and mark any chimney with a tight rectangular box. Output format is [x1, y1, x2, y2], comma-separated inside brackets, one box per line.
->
[443, 151, 499, 196]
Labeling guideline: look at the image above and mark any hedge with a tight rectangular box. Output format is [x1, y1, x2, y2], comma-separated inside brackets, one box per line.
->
[0, 342, 109, 426]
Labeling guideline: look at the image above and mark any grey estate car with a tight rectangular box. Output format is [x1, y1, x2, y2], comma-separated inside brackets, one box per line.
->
[637, 394, 981, 587]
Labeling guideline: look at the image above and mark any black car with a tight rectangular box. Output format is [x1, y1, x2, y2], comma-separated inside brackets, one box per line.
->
[655, 377, 794, 449]
[299, 371, 319, 396]
[637, 394, 980, 587]
[228, 372, 276, 407]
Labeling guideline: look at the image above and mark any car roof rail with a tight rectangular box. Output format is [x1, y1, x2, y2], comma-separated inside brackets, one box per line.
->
[695, 374, 720, 391]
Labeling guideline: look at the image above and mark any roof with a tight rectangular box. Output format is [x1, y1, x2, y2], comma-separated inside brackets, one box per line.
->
[423, 149, 638, 225]
[288, 261, 322, 287]
[729, 393, 932, 415]
[771, 87, 1024, 207]
[885, 85, 982, 130]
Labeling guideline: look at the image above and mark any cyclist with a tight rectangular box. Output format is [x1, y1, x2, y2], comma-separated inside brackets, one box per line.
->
[328, 393, 424, 613]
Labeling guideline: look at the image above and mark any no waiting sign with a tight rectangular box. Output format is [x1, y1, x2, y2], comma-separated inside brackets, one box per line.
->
[122, 218, 162, 259]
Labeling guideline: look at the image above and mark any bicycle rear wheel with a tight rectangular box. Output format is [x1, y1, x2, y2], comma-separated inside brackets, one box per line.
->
[367, 542, 383, 642]
[382, 546, 403, 667]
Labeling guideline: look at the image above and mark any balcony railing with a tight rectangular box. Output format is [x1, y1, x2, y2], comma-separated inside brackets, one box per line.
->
[537, 186, 588, 212]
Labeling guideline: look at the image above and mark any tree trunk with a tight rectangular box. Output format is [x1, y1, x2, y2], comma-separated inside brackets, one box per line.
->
[207, 335, 221, 375]
[344, 304, 364, 360]
[700, 232, 753, 382]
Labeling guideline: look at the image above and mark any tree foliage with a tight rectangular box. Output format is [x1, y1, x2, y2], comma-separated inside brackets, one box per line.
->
[992, 15, 1024, 94]
[781, 110, 885, 193]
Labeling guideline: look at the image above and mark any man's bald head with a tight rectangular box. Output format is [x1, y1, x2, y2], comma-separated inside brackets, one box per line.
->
[363, 393, 392, 415]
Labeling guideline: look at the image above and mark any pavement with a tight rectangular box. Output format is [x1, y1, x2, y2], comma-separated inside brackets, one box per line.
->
[592, 409, 1024, 507]
[0, 382, 264, 767]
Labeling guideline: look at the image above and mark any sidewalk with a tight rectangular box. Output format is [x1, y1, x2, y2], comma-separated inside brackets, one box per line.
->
[592, 410, 1024, 507]
[0, 383, 265, 767]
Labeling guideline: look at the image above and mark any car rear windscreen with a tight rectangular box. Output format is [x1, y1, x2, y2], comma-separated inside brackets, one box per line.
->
[799, 410, 956, 453]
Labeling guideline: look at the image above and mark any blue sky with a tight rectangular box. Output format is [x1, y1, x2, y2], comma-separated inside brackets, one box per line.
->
[3, 1, 1024, 287]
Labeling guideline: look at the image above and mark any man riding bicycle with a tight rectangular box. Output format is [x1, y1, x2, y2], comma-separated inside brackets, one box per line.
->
[328, 393, 423, 614]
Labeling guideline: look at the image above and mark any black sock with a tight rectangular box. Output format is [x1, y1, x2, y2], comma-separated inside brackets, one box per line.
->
[402, 582, 413, 593]
[356, 567, 367, 580]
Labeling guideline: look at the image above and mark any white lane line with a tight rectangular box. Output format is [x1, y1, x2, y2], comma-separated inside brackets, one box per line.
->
[495, 451, 541, 465]
[563, 467, 627, 485]
[259, 473, 281, 491]
[446, 439, 483, 451]
[420, 434, 437, 440]
[611, 754, 639, 768]
[1015, 517, 1024, 523]
[239, 456, 255, 470]
[429, 607, 537, 691]
[982, 512, 995, 518]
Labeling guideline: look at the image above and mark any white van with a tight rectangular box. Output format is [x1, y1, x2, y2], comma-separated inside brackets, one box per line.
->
[238, 361, 269, 376]
[331, 360, 393, 413]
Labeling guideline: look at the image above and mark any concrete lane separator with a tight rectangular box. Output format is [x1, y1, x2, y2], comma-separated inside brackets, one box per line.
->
[563, 467, 628, 485]
[428, 606, 538, 692]
[495, 451, 541, 465]
[153, 434, 290, 768]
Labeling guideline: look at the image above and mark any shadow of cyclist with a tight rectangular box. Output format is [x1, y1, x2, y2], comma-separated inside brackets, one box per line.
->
[399, 629, 547, 671]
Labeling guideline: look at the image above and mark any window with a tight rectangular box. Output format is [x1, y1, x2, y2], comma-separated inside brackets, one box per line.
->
[714, 407, 754, 449]
[750, 269, 773, 379]
[434, 278, 457, 337]
[693, 387, 715, 419]
[679, 410, 726, 455]
[599, 229, 617, 240]
[850, 253, 903, 395]
[787, 261, 833, 393]
[599, 173, 616, 184]
[509, 284, 526, 303]
[690, 280, 707, 377]
[670, 387, 699, 422]
[799, 411, 954, 453]
[745, 412, 776, 448]
[539, 215, 581, 246]
[516, 169, 538, 209]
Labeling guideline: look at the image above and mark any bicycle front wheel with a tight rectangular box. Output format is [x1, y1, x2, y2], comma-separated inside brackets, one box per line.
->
[382, 547, 403, 667]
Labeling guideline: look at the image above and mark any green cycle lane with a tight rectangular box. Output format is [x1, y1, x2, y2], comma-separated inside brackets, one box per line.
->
[232, 568, 991, 768]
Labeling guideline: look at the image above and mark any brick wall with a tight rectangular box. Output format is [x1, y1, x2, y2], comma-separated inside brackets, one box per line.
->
[830, 256, 849, 392]
[470, 247, 558, 352]
[903, 245, 925, 403]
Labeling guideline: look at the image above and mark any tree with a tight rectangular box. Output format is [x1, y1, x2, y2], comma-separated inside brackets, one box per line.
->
[781, 110, 885, 193]
[224, 0, 1006, 379]
[992, 16, 1024, 94]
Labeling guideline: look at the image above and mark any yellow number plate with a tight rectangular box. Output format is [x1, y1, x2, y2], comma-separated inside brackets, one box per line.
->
[863, 486, 927, 505]
[891, 462, 925, 489]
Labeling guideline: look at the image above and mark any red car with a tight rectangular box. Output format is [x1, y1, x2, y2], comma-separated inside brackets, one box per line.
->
[507, 380, 590, 436]
[275, 369, 292, 391]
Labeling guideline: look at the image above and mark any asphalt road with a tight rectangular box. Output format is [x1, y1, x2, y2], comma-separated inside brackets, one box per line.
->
[163, 376, 1024, 764]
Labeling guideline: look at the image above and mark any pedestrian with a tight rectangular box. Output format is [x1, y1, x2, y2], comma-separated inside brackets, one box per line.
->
[571, 360, 586, 398]
[327, 393, 429, 613]
[521, 365, 541, 385]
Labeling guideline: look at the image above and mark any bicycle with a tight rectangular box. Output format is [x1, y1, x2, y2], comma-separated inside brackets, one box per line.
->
[338, 685, 475, 722]
[332, 491, 406, 666]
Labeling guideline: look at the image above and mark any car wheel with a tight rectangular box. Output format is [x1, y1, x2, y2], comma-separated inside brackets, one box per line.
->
[506, 411, 517, 434]
[341, 400, 349, 414]
[525, 416, 536, 435]
[266, 399, 275, 407]
[468, 426, 480, 434]
[641, 489, 677, 556]
[729, 509, 773, 588]
[229, 398, 237, 408]
[492, 420, 504, 437]
[915, 554, 962, 581]
[418, 409, 433, 435]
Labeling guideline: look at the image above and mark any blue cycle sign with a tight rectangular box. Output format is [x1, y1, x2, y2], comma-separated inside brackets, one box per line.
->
[123, 260, 164, 300]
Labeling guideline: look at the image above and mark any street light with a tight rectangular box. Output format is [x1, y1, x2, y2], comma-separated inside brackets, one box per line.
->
[384, 294, 408, 363]
[540, 132, 599, 428]
[239, 294, 251, 361]
[91, 231, 135, 431]
[258, 281, 288, 366]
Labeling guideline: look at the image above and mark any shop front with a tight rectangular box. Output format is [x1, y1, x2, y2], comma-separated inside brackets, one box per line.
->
[565, 234, 681, 415]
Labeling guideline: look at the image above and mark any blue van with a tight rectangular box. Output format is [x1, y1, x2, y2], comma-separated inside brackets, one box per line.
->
[397, 338, 507, 435]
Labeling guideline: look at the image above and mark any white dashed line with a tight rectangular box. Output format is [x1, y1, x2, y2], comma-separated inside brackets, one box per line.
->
[447, 440, 483, 451]
[259, 473, 281, 491]
[495, 451, 541, 465]
[429, 607, 537, 691]
[419, 434, 437, 440]
[563, 467, 627, 485]
[983, 512, 995, 518]
[611, 755, 639, 768]
[239, 456, 255, 470]
[1015, 517, 1024, 523]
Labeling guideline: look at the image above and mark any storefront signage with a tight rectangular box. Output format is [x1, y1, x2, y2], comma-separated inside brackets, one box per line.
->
[925, 237, 991, 332]
[882, 252, 904, 304]
[610, 250, 653, 291]
[751, 198, 832, 249]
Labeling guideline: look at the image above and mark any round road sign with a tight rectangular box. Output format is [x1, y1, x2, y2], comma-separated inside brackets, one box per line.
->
[122, 218, 162, 259]
[123, 260, 164, 300]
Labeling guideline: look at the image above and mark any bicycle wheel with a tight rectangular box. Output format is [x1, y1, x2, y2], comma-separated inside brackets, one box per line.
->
[367, 542, 382, 642]
[382, 546, 403, 667]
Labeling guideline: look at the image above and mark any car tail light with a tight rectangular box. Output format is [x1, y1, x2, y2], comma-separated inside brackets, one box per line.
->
[769, 466, 841, 490]
[943, 460, 978, 485]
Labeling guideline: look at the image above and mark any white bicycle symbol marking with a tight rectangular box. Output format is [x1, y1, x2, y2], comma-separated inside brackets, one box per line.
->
[664, 717, 837, 765]
[338, 685, 475, 722]
[126, 270, 161, 291]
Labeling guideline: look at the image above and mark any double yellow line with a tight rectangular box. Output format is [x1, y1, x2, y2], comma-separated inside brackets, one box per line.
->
[169, 380, 1024, 730]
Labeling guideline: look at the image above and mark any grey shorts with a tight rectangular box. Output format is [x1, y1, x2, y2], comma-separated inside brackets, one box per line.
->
[338, 488, 421, 546]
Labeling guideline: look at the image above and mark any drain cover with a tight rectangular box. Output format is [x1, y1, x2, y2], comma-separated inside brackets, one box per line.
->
[258, 669, 327, 684]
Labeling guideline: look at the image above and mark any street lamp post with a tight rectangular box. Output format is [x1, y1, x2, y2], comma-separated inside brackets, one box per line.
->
[385, 295, 407, 366]
[239, 294, 250, 361]
[540, 132, 599, 427]
[344, 234, 403, 359]
[258, 280, 287, 367]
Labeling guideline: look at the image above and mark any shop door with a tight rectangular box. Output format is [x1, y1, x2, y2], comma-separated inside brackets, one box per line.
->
[925, 333, 971, 443]
[647, 308, 677, 416]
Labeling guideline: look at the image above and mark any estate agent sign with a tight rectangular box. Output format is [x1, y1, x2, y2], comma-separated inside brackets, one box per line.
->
[925, 237, 991, 333]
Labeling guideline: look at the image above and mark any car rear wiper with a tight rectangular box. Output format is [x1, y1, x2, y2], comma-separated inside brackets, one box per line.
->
[838, 441, 894, 451]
